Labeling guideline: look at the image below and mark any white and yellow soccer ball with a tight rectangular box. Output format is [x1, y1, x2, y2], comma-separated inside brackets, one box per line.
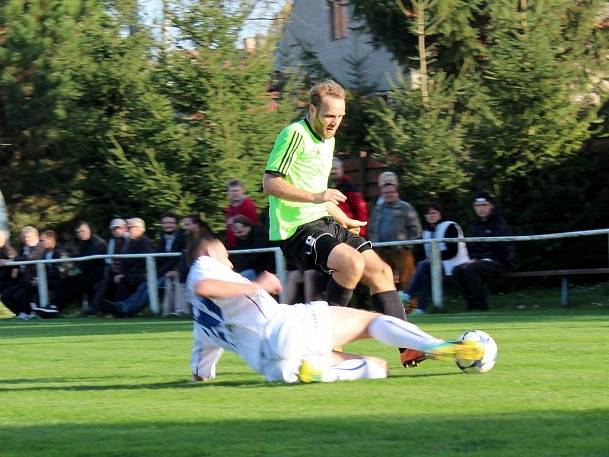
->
[455, 330, 497, 373]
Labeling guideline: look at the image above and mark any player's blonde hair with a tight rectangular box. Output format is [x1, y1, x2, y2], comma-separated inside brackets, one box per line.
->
[309, 80, 346, 108]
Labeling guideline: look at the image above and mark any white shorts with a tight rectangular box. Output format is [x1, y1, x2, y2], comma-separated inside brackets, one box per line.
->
[260, 301, 333, 383]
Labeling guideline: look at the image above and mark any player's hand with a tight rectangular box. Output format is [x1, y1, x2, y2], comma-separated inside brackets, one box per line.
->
[345, 219, 367, 235]
[313, 188, 346, 205]
[254, 271, 283, 295]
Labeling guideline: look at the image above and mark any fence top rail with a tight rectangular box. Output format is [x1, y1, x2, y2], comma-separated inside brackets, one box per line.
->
[1, 246, 284, 267]
[3, 227, 608, 267]
[374, 227, 609, 248]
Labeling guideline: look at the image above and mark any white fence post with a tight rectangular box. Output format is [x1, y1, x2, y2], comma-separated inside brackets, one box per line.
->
[274, 247, 287, 303]
[429, 240, 444, 310]
[35, 263, 49, 307]
[146, 256, 160, 315]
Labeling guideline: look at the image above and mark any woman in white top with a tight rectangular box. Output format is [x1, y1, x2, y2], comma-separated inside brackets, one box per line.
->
[403, 203, 469, 314]
[188, 236, 481, 383]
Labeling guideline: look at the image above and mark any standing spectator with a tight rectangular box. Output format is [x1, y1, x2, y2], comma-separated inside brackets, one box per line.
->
[225, 179, 259, 249]
[375, 171, 399, 206]
[452, 192, 515, 311]
[109, 218, 153, 316]
[87, 218, 129, 315]
[229, 215, 274, 281]
[368, 183, 422, 292]
[401, 203, 470, 314]
[36, 222, 106, 317]
[2, 226, 43, 320]
[330, 158, 368, 238]
[0, 229, 17, 294]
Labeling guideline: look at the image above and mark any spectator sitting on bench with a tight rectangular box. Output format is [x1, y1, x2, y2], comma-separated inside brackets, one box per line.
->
[107, 218, 153, 317]
[36, 222, 107, 317]
[452, 192, 515, 311]
[401, 203, 470, 314]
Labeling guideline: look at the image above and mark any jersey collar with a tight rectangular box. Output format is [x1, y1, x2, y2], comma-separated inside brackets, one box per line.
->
[303, 117, 324, 142]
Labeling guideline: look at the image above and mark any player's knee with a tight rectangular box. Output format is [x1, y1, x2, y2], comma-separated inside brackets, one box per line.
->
[345, 253, 365, 278]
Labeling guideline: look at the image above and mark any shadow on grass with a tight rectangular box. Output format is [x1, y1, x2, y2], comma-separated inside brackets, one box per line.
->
[0, 377, 296, 392]
[2, 410, 608, 457]
[0, 317, 193, 339]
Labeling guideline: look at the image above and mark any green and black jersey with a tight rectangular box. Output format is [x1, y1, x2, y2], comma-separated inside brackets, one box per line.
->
[265, 118, 335, 240]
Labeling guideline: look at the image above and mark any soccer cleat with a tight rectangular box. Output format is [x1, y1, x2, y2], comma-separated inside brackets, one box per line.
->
[400, 349, 427, 368]
[425, 340, 484, 362]
[298, 360, 322, 383]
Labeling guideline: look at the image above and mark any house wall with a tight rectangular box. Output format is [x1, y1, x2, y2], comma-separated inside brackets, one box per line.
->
[276, 0, 406, 92]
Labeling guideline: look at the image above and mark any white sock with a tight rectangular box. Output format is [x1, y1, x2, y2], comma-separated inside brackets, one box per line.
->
[368, 315, 442, 351]
[321, 359, 387, 382]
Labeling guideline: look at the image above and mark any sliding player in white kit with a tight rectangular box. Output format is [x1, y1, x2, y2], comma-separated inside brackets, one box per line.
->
[188, 237, 482, 383]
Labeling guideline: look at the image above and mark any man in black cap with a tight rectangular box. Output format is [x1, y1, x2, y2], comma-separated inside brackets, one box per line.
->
[452, 192, 515, 311]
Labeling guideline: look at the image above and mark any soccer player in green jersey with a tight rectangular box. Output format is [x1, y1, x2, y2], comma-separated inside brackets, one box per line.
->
[263, 80, 424, 368]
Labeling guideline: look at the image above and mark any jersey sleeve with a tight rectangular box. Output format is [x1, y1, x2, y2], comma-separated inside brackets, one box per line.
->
[191, 319, 224, 380]
[265, 125, 304, 176]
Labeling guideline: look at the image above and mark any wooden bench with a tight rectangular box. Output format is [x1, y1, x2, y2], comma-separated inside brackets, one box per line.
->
[502, 268, 609, 306]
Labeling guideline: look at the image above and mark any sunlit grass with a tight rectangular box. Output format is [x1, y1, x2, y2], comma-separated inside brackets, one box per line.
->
[1, 302, 608, 456]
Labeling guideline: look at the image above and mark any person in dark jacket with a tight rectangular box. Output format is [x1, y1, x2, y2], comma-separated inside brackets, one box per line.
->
[330, 158, 368, 238]
[1, 226, 41, 319]
[0, 229, 17, 294]
[35, 222, 107, 317]
[452, 192, 515, 311]
[229, 215, 275, 280]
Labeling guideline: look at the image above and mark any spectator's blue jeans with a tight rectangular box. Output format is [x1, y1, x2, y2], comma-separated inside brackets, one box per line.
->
[116, 277, 167, 315]
[239, 269, 257, 281]
[406, 260, 431, 311]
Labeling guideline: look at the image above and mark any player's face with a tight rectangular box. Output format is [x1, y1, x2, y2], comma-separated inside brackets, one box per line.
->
[474, 201, 493, 220]
[309, 96, 345, 139]
[202, 240, 233, 269]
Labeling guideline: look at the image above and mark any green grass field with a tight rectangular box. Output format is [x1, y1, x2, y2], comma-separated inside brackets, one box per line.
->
[2, 302, 609, 457]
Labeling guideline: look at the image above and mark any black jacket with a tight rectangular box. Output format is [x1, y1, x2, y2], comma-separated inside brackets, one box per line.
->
[77, 235, 107, 281]
[122, 235, 153, 285]
[467, 210, 515, 267]
[155, 230, 187, 277]
[230, 225, 275, 274]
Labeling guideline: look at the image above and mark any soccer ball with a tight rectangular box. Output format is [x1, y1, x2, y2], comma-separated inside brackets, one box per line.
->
[455, 330, 497, 373]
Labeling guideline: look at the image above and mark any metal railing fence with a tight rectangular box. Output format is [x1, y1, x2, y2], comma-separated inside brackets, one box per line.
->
[2, 228, 608, 313]
[374, 227, 609, 309]
[1, 247, 287, 314]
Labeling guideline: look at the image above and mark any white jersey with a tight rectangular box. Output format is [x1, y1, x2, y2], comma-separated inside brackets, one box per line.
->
[187, 256, 289, 373]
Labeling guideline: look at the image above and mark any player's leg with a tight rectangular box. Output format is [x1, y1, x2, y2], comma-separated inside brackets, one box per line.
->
[327, 306, 483, 362]
[299, 351, 388, 383]
[325, 241, 365, 306]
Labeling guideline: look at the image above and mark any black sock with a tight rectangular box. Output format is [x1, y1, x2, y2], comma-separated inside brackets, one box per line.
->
[371, 290, 406, 320]
[326, 277, 354, 307]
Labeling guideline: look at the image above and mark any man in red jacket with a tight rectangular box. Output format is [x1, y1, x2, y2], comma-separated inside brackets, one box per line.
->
[225, 179, 260, 249]
[329, 158, 368, 238]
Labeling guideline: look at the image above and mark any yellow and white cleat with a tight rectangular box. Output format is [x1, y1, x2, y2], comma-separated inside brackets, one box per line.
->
[298, 360, 322, 383]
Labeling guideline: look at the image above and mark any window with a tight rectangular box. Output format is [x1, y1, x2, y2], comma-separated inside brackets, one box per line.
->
[329, 0, 348, 40]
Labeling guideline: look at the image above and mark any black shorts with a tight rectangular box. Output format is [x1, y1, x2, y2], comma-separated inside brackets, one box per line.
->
[280, 217, 372, 273]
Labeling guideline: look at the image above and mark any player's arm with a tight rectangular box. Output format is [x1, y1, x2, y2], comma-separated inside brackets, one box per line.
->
[326, 201, 367, 234]
[263, 172, 346, 205]
[192, 322, 224, 382]
[195, 271, 282, 299]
